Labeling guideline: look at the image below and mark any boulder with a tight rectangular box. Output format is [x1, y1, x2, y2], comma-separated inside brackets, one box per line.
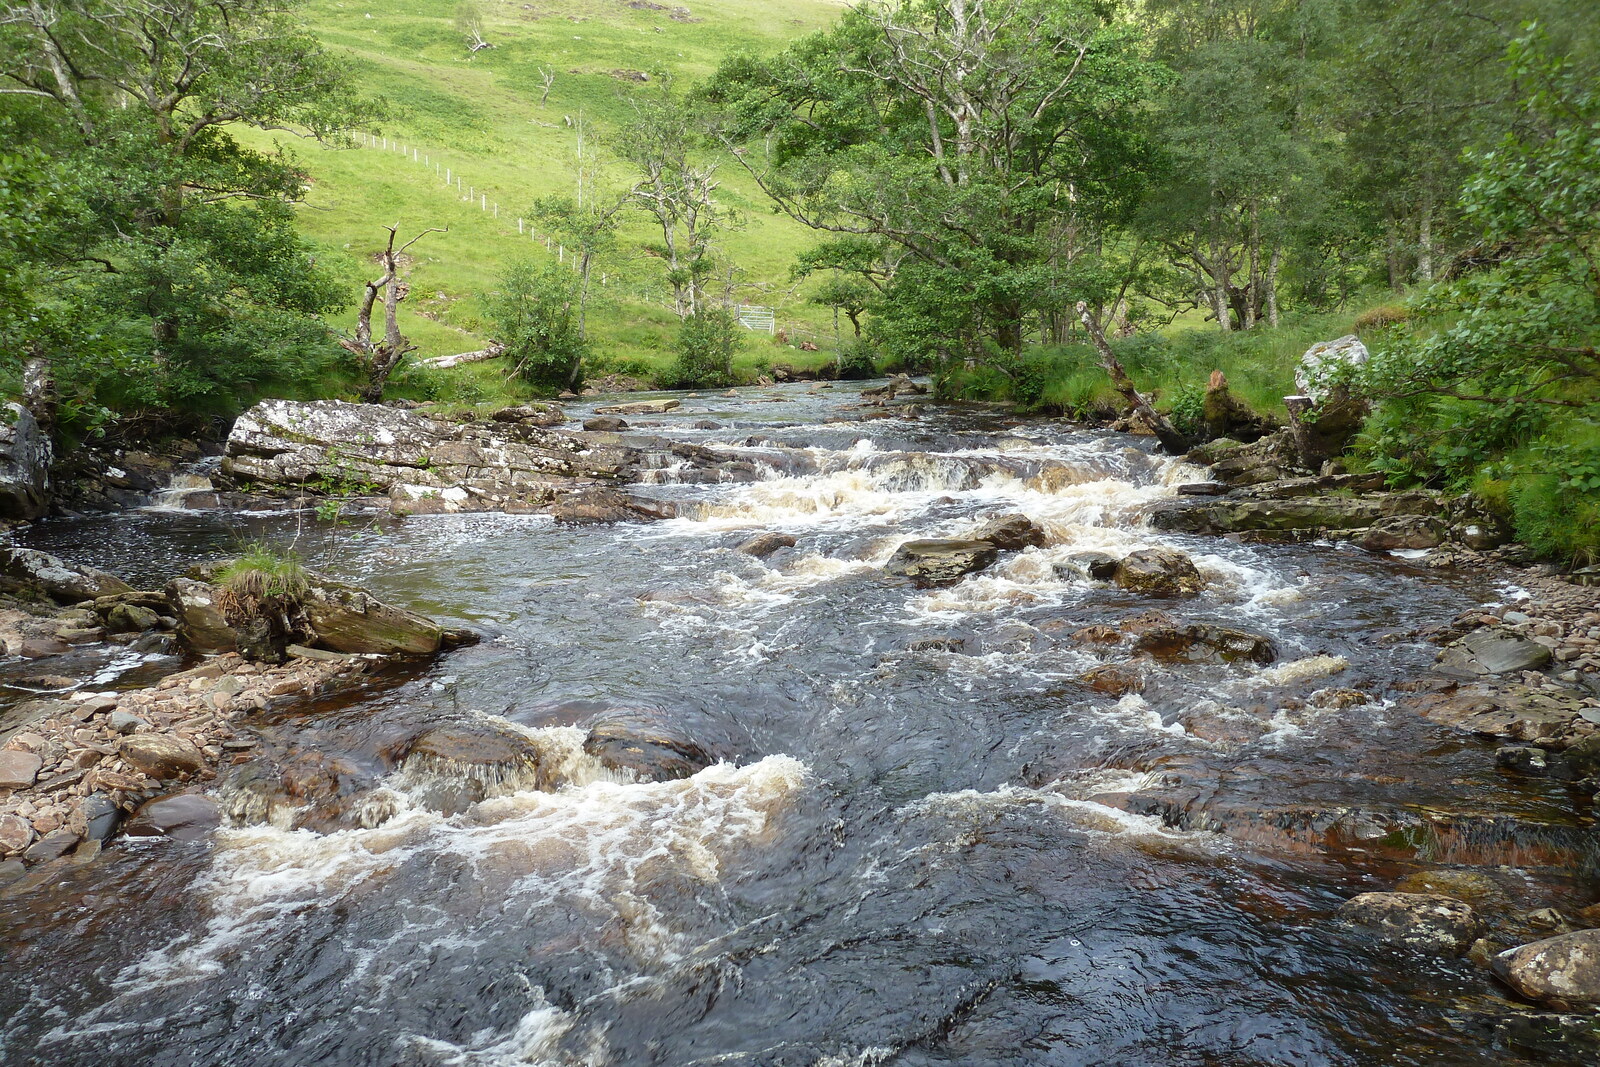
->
[1114, 548, 1205, 598]
[0, 813, 33, 853]
[884, 539, 999, 588]
[971, 514, 1047, 552]
[1296, 335, 1369, 403]
[223, 399, 633, 510]
[582, 416, 629, 432]
[119, 734, 206, 780]
[583, 711, 719, 781]
[123, 793, 221, 842]
[1494, 930, 1600, 1009]
[396, 720, 546, 814]
[1132, 623, 1278, 665]
[1079, 664, 1144, 696]
[1336, 892, 1481, 954]
[23, 828, 80, 863]
[0, 750, 43, 789]
[489, 404, 566, 427]
[104, 602, 163, 634]
[1359, 514, 1446, 552]
[0, 403, 51, 520]
[301, 581, 442, 656]
[165, 578, 237, 653]
[80, 794, 121, 842]
[737, 532, 797, 558]
[549, 488, 677, 525]
[1437, 627, 1553, 677]
[593, 398, 680, 415]
[1054, 552, 1119, 581]
[0, 547, 132, 603]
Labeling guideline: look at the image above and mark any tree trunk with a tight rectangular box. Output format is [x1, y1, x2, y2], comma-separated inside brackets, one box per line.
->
[1209, 230, 1232, 333]
[1075, 302, 1190, 455]
[1416, 194, 1434, 284]
[1265, 248, 1282, 328]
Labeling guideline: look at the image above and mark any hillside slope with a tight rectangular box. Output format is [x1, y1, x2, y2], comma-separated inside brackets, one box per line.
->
[244, 0, 848, 384]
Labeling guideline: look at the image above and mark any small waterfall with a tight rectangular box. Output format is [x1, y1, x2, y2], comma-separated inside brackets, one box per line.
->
[147, 456, 222, 510]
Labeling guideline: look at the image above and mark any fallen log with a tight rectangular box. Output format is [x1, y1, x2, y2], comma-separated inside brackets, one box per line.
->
[1075, 302, 1191, 455]
[422, 342, 506, 370]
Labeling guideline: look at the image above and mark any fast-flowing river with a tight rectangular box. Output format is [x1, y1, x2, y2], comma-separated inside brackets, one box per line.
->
[0, 382, 1590, 1066]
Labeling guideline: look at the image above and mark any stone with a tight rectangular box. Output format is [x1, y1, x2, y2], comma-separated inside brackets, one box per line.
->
[548, 488, 676, 525]
[1054, 552, 1120, 581]
[488, 404, 565, 427]
[1132, 623, 1278, 665]
[301, 581, 443, 656]
[107, 710, 147, 735]
[123, 793, 221, 842]
[286, 643, 355, 662]
[583, 712, 718, 782]
[1295, 335, 1369, 404]
[0, 401, 52, 520]
[971, 514, 1047, 552]
[0, 813, 34, 853]
[1393, 870, 1507, 908]
[0, 750, 43, 789]
[119, 734, 206, 779]
[883, 539, 999, 588]
[1079, 664, 1144, 696]
[165, 577, 237, 652]
[1114, 548, 1206, 598]
[80, 794, 120, 842]
[0, 859, 23, 884]
[22, 828, 80, 863]
[1359, 515, 1446, 552]
[1496, 745, 1549, 776]
[737, 532, 797, 558]
[582, 416, 628, 432]
[104, 602, 162, 634]
[1494, 930, 1600, 1009]
[1438, 627, 1554, 676]
[397, 721, 546, 814]
[0, 546, 132, 602]
[1336, 892, 1481, 954]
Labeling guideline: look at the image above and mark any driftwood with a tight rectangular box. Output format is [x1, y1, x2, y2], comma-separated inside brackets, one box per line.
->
[1075, 302, 1191, 455]
[422, 343, 506, 370]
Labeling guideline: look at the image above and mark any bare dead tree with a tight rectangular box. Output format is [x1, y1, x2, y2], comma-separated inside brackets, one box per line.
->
[538, 66, 556, 106]
[342, 225, 445, 403]
[455, 0, 491, 52]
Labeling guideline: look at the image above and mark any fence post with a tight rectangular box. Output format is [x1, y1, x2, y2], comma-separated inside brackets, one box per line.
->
[481, 193, 487, 211]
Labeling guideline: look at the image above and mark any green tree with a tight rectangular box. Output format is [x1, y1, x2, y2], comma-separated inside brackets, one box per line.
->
[664, 306, 740, 389]
[486, 260, 586, 391]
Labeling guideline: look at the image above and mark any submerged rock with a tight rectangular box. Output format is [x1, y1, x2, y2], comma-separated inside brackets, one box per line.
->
[123, 793, 221, 842]
[1055, 552, 1119, 582]
[583, 711, 719, 782]
[1337, 892, 1481, 954]
[1494, 930, 1600, 1009]
[1132, 622, 1278, 665]
[737, 531, 797, 557]
[1079, 663, 1144, 696]
[593, 398, 681, 415]
[396, 721, 546, 814]
[884, 538, 999, 587]
[549, 487, 676, 524]
[1114, 548, 1205, 598]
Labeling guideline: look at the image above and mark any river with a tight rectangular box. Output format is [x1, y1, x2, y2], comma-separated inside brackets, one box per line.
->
[0, 381, 1589, 1066]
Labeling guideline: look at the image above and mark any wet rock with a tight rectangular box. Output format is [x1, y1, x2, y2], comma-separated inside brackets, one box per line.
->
[123, 793, 221, 842]
[104, 602, 163, 634]
[1132, 623, 1278, 665]
[549, 488, 676, 524]
[1054, 552, 1119, 581]
[0, 547, 132, 603]
[0, 401, 52, 520]
[582, 416, 628, 432]
[1494, 930, 1600, 1009]
[1079, 664, 1144, 696]
[0, 750, 43, 789]
[80, 794, 120, 842]
[1394, 869, 1508, 908]
[1496, 745, 1549, 776]
[1438, 627, 1554, 677]
[119, 734, 205, 780]
[737, 532, 797, 558]
[165, 578, 237, 652]
[0, 858, 22, 884]
[23, 827, 80, 863]
[1337, 892, 1481, 954]
[292, 789, 402, 834]
[583, 711, 718, 781]
[1359, 515, 1446, 552]
[1184, 433, 1305, 488]
[397, 721, 546, 814]
[301, 581, 443, 656]
[1491, 1011, 1600, 1063]
[1114, 548, 1205, 598]
[0, 813, 34, 853]
[884, 538, 999, 588]
[971, 514, 1047, 552]
[489, 404, 565, 427]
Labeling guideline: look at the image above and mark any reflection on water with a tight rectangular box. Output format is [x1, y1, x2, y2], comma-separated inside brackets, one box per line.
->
[1, 382, 1586, 1066]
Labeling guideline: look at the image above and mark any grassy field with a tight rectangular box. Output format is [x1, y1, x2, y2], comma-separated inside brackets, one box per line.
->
[240, 0, 851, 389]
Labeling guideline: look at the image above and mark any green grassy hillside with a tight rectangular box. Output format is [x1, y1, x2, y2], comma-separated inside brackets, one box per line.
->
[241, 0, 849, 390]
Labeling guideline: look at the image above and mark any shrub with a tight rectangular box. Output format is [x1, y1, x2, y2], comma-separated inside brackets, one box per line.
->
[832, 339, 879, 380]
[1353, 304, 1410, 332]
[663, 307, 740, 388]
[484, 260, 586, 392]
